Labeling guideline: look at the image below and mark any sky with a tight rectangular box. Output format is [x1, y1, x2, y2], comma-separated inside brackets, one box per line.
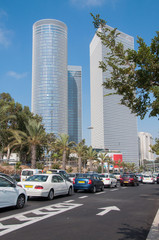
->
[0, 0, 159, 145]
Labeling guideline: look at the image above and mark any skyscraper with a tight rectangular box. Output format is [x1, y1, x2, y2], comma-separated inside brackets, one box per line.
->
[90, 26, 139, 165]
[138, 132, 154, 165]
[32, 19, 68, 135]
[68, 65, 82, 143]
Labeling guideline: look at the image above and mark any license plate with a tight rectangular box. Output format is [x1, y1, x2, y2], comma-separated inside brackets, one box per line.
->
[78, 181, 85, 183]
[124, 181, 128, 183]
[24, 185, 33, 188]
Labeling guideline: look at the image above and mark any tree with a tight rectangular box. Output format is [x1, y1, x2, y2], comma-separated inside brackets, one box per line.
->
[91, 13, 159, 119]
[151, 138, 159, 155]
[86, 146, 97, 171]
[97, 152, 107, 173]
[56, 133, 74, 170]
[73, 139, 87, 173]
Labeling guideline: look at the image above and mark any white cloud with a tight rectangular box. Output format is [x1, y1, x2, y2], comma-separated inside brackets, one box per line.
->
[70, 0, 105, 8]
[7, 71, 27, 80]
[0, 9, 13, 48]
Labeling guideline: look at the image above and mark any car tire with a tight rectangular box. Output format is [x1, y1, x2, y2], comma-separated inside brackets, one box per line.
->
[16, 194, 25, 209]
[68, 187, 72, 196]
[91, 186, 96, 193]
[48, 189, 54, 200]
[101, 185, 104, 191]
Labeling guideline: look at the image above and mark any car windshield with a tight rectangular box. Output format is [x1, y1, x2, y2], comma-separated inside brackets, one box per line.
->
[26, 175, 48, 182]
[22, 170, 34, 176]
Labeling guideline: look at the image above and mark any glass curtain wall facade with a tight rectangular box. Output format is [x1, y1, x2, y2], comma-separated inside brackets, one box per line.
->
[90, 25, 139, 165]
[68, 66, 82, 143]
[32, 19, 68, 135]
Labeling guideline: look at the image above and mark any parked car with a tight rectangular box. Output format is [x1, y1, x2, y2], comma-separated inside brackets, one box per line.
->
[157, 174, 159, 184]
[99, 173, 117, 188]
[120, 173, 139, 186]
[142, 174, 155, 184]
[73, 173, 104, 193]
[10, 173, 20, 182]
[152, 173, 158, 182]
[18, 173, 73, 200]
[0, 174, 27, 209]
[136, 174, 143, 182]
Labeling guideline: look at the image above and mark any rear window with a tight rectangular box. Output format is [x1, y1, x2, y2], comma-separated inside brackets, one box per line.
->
[26, 175, 48, 182]
[76, 174, 94, 179]
[22, 170, 34, 176]
[99, 174, 108, 178]
[122, 174, 134, 178]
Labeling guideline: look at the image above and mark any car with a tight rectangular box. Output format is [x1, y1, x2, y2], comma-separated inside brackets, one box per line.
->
[113, 172, 121, 181]
[67, 173, 80, 182]
[21, 169, 42, 181]
[120, 173, 139, 186]
[0, 174, 27, 209]
[0, 172, 17, 184]
[136, 174, 143, 182]
[99, 173, 117, 188]
[73, 173, 104, 193]
[10, 173, 20, 182]
[157, 174, 159, 184]
[18, 173, 73, 200]
[142, 174, 155, 184]
[152, 173, 158, 182]
[46, 169, 70, 181]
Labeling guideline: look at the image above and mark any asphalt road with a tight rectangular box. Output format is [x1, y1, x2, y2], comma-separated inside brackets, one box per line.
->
[0, 183, 159, 240]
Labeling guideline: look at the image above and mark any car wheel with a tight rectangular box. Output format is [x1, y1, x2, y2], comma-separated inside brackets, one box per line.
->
[68, 187, 72, 196]
[91, 186, 96, 193]
[48, 189, 54, 200]
[16, 194, 25, 209]
[101, 185, 104, 191]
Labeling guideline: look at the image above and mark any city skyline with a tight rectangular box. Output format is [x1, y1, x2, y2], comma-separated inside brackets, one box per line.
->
[0, 0, 158, 145]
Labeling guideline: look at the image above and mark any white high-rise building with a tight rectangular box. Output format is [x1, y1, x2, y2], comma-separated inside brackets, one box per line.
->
[138, 132, 154, 165]
[90, 26, 139, 165]
[32, 19, 68, 135]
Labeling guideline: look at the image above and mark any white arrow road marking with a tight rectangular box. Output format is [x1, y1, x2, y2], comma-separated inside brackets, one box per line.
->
[0, 202, 83, 236]
[96, 206, 120, 216]
[95, 191, 105, 195]
[78, 196, 88, 199]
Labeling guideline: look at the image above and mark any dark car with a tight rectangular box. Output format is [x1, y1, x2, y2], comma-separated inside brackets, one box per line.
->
[157, 174, 159, 184]
[120, 173, 139, 186]
[73, 173, 104, 193]
[0, 172, 17, 184]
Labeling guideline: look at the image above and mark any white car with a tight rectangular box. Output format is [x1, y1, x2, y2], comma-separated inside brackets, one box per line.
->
[0, 174, 27, 209]
[99, 173, 117, 188]
[18, 174, 73, 200]
[142, 175, 155, 184]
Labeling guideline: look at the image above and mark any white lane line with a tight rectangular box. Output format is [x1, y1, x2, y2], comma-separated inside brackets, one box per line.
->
[146, 208, 159, 240]
[0, 202, 83, 237]
[95, 192, 106, 195]
[64, 200, 75, 203]
[78, 196, 88, 199]
[110, 189, 118, 192]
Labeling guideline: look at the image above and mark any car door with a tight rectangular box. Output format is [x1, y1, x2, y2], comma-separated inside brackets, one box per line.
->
[57, 175, 68, 194]
[0, 177, 17, 207]
[51, 175, 61, 196]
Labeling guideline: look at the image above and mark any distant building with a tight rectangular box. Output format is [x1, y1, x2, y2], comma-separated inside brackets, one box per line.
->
[138, 132, 154, 165]
[68, 65, 82, 143]
[90, 25, 139, 166]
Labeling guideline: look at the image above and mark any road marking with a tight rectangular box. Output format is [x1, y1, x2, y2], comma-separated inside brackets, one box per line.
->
[64, 200, 75, 203]
[146, 208, 159, 240]
[95, 191, 105, 195]
[78, 196, 88, 199]
[0, 202, 83, 236]
[96, 206, 120, 216]
[110, 189, 118, 192]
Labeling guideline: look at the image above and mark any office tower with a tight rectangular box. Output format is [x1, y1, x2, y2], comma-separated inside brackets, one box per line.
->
[90, 25, 139, 165]
[68, 65, 82, 143]
[32, 19, 68, 135]
[138, 132, 154, 165]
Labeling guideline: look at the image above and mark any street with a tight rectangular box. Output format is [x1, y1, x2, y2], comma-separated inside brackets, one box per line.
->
[0, 183, 159, 240]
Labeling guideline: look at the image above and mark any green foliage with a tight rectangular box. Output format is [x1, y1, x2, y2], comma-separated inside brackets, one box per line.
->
[150, 138, 159, 155]
[91, 14, 159, 119]
[67, 167, 73, 173]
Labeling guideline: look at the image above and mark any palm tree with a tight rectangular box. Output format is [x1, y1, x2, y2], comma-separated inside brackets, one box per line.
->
[10, 118, 46, 168]
[105, 156, 114, 173]
[73, 139, 87, 173]
[98, 152, 107, 173]
[86, 146, 97, 171]
[56, 133, 74, 170]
